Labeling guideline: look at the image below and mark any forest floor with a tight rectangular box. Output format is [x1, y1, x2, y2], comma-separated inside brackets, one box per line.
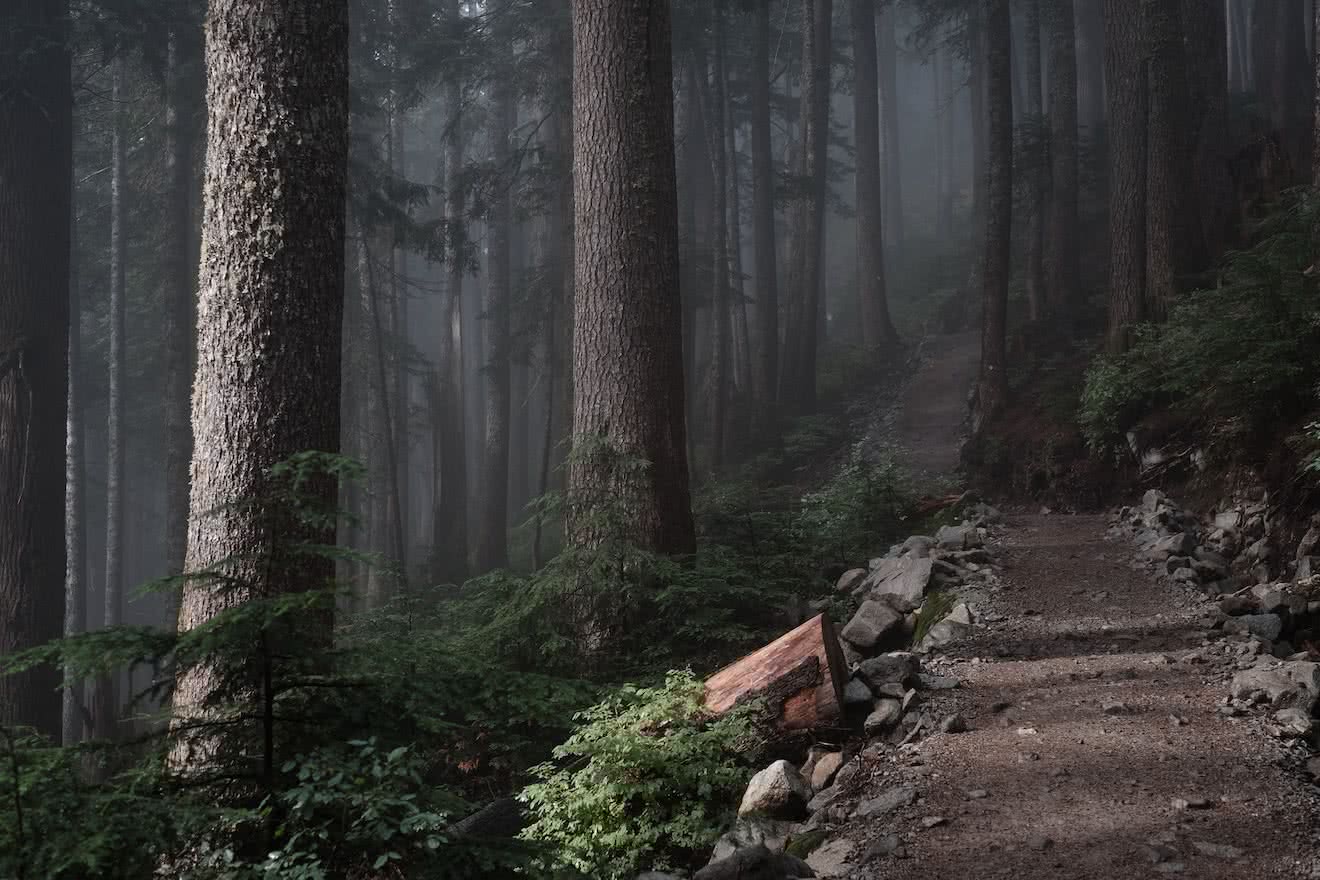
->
[825, 336, 1320, 879]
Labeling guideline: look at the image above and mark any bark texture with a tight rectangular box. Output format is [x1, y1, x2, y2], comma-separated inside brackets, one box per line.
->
[63, 179, 84, 745]
[1183, 0, 1234, 257]
[1103, 0, 1148, 351]
[0, 0, 72, 738]
[851, 0, 898, 351]
[1023, 0, 1045, 323]
[569, 0, 695, 555]
[877, 3, 904, 247]
[976, 0, 1012, 427]
[172, 0, 348, 764]
[1045, 0, 1080, 320]
[750, 1, 779, 424]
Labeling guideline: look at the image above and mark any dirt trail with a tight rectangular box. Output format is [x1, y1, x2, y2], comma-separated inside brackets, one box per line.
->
[889, 330, 980, 485]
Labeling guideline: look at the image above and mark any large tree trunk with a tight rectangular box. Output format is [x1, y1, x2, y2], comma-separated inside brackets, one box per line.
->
[1183, 0, 1234, 258]
[780, 0, 833, 414]
[1022, 0, 1046, 324]
[1103, 0, 1148, 352]
[851, 0, 898, 352]
[1075, 0, 1106, 134]
[1144, 0, 1200, 321]
[703, 17, 731, 473]
[937, 43, 956, 239]
[1045, 0, 1080, 323]
[171, 0, 348, 770]
[475, 58, 514, 573]
[975, 0, 1013, 428]
[877, 3, 904, 248]
[63, 189, 85, 746]
[0, 0, 73, 738]
[387, 2, 411, 575]
[568, 0, 695, 559]
[749, 1, 779, 427]
[95, 56, 127, 743]
[1314, 0, 1320, 186]
[1256, 0, 1311, 176]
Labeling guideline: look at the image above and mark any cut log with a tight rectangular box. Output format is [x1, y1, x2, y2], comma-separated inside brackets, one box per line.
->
[704, 613, 848, 731]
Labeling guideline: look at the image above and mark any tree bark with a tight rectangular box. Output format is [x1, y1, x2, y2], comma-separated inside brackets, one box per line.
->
[568, 0, 695, 557]
[702, 16, 731, 472]
[851, 0, 898, 351]
[780, 0, 833, 414]
[1103, 0, 1148, 352]
[1075, 0, 1107, 135]
[1022, 0, 1046, 324]
[1314, 0, 1320, 186]
[750, 1, 779, 427]
[1256, 0, 1311, 175]
[95, 56, 127, 743]
[63, 185, 85, 746]
[1183, 0, 1234, 258]
[1045, 0, 1080, 322]
[937, 42, 956, 239]
[0, 0, 72, 739]
[475, 55, 514, 573]
[877, 2, 904, 248]
[171, 0, 348, 768]
[975, 0, 1013, 427]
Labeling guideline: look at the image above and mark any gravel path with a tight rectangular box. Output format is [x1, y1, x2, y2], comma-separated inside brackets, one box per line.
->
[856, 514, 1320, 879]
[888, 331, 980, 486]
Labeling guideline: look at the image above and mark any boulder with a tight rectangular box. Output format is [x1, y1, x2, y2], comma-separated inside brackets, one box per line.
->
[740, 761, 812, 820]
[840, 601, 904, 652]
[1219, 595, 1257, 617]
[864, 699, 904, 736]
[854, 784, 918, 818]
[1148, 532, 1195, 562]
[1230, 662, 1320, 709]
[1299, 525, 1320, 559]
[710, 818, 797, 863]
[842, 679, 874, 707]
[901, 535, 935, 557]
[694, 845, 816, 880]
[1274, 707, 1314, 739]
[935, 524, 982, 551]
[810, 752, 845, 791]
[1142, 489, 1168, 512]
[917, 603, 974, 652]
[856, 653, 922, 692]
[1223, 613, 1283, 642]
[835, 568, 868, 594]
[862, 557, 933, 608]
[805, 838, 854, 878]
[1299, 556, 1320, 580]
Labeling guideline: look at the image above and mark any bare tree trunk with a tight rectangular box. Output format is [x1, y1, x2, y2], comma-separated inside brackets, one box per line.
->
[780, 0, 833, 414]
[63, 193, 85, 746]
[387, 2, 411, 574]
[877, 2, 904, 248]
[1075, 0, 1106, 134]
[1314, 0, 1320, 186]
[0, 0, 70, 739]
[1183, 0, 1235, 258]
[852, 0, 898, 351]
[475, 56, 514, 572]
[1045, 0, 1080, 322]
[750, 1, 779, 425]
[171, 0, 348, 769]
[95, 57, 127, 743]
[976, 0, 1012, 428]
[727, 88, 752, 405]
[1104, 0, 1148, 352]
[937, 42, 955, 238]
[702, 16, 731, 472]
[1023, 0, 1046, 324]
[569, 0, 695, 558]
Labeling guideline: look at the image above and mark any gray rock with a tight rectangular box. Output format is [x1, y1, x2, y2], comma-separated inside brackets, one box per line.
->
[709, 818, 797, 863]
[1229, 663, 1320, 709]
[1299, 556, 1320, 580]
[856, 653, 922, 691]
[841, 600, 905, 651]
[1223, 613, 1283, 642]
[739, 761, 812, 819]
[863, 556, 933, 608]
[864, 699, 904, 736]
[1219, 595, 1258, 616]
[936, 524, 982, 551]
[1149, 532, 1195, 562]
[917, 603, 974, 652]
[917, 672, 961, 690]
[810, 752, 845, 791]
[842, 678, 874, 707]
[940, 713, 968, 733]
[1274, 707, 1313, 739]
[855, 784, 918, 818]
[902, 535, 935, 557]
[863, 833, 904, 861]
[694, 845, 816, 880]
[1142, 489, 1168, 512]
[835, 568, 868, 593]
[1190, 840, 1245, 861]
[805, 838, 854, 877]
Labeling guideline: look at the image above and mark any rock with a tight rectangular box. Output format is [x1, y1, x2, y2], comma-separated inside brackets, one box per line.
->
[1172, 796, 1215, 810]
[694, 845, 817, 880]
[863, 556, 933, 608]
[1101, 700, 1130, 715]
[862, 834, 904, 861]
[1274, 707, 1313, 739]
[1149, 532, 1196, 562]
[966, 789, 989, 800]
[902, 535, 935, 557]
[842, 679, 874, 707]
[935, 524, 982, 551]
[804, 839, 853, 878]
[1299, 556, 1320, 580]
[740, 761, 812, 820]
[1223, 613, 1283, 641]
[1219, 595, 1258, 617]
[710, 818, 797, 863]
[917, 672, 961, 690]
[831, 759, 861, 792]
[856, 653, 922, 691]
[835, 568, 868, 593]
[864, 699, 904, 736]
[855, 784, 918, 818]
[917, 603, 974, 652]
[841, 600, 905, 651]
[940, 713, 968, 733]
[1305, 756, 1320, 778]
[1191, 840, 1244, 861]
[810, 753, 845, 791]
[1142, 489, 1167, 512]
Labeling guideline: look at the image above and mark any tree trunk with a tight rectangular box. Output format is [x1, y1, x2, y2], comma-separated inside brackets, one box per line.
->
[1075, 0, 1106, 134]
[171, 0, 348, 768]
[1023, 0, 1046, 324]
[702, 17, 731, 472]
[1183, 0, 1235, 258]
[969, 12, 987, 229]
[750, 1, 779, 427]
[780, 0, 833, 414]
[387, 3, 411, 575]
[63, 191, 85, 746]
[96, 57, 127, 743]
[727, 83, 753, 406]
[937, 43, 956, 238]
[877, 2, 904, 248]
[0, 0, 73, 738]
[1045, 0, 1080, 322]
[1103, 0, 1148, 352]
[1257, 0, 1311, 175]
[975, 0, 1012, 428]
[568, 0, 695, 559]
[851, 0, 898, 351]
[475, 59, 514, 573]
[1314, 0, 1320, 186]
[1144, 0, 1200, 321]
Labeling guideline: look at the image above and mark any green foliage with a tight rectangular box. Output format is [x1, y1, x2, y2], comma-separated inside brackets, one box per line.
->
[1080, 192, 1320, 456]
[519, 672, 759, 880]
[911, 590, 957, 648]
[798, 447, 908, 563]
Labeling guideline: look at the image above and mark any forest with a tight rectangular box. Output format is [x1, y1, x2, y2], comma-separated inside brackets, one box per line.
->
[3, 0, 1320, 877]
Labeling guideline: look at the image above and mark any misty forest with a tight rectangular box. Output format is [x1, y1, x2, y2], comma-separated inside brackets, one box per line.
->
[6, 0, 1320, 877]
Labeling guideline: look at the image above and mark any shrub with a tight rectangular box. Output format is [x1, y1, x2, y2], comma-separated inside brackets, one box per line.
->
[519, 671, 759, 880]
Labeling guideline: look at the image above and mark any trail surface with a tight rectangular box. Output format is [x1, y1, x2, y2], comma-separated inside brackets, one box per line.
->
[889, 330, 980, 484]
[849, 513, 1319, 879]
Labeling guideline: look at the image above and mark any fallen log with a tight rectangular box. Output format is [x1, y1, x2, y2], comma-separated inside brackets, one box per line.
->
[704, 613, 848, 731]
